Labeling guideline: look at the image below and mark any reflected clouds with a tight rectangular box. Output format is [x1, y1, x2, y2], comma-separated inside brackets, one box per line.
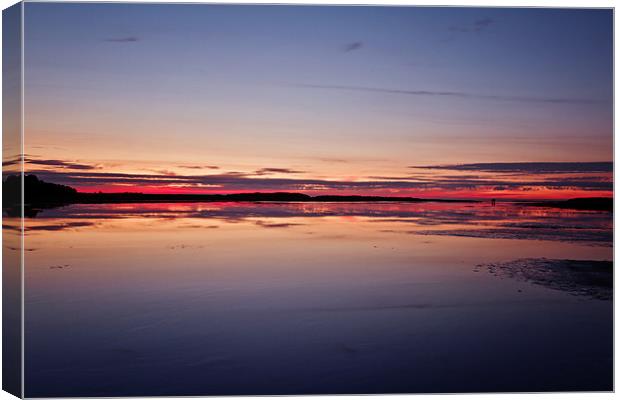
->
[17, 202, 612, 247]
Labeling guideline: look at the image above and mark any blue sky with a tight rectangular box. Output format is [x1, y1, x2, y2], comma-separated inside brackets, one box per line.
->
[20, 4, 613, 198]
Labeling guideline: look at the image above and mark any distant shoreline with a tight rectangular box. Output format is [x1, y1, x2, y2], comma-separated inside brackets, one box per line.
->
[18, 192, 481, 208]
[2, 175, 613, 212]
[10, 195, 613, 213]
[72, 192, 481, 204]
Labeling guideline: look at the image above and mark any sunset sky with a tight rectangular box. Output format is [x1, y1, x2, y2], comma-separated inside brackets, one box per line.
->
[20, 4, 613, 199]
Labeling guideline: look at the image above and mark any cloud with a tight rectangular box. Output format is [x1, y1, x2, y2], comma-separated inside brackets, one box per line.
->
[342, 41, 363, 52]
[473, 17, 494, 31]
[449, 17, 495, 33]
[412, 162, 613, 174]
[319, 157, 348, 163]
[104, 36, 139, 43]
[18, 157, 612, 196]
[28, 165, 613, 194]
[254, 167, 305, 175]
[144, 169, 178, 176]
[24, 157, 99, 170]
[179, 165, 219, 170]
[295, 84, 606, 105]
[2, 157, 20, 167]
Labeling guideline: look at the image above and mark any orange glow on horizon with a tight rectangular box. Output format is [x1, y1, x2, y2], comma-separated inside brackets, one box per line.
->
[22, 156, 613, 201]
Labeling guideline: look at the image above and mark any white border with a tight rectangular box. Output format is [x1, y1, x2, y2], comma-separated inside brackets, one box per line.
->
[0, 1, 615, 400]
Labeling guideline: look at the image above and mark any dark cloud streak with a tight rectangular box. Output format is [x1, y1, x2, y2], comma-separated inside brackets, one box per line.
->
[28, 167, 612, 193]
[25, 157, 98, 170]
[449, 17, 495, 33]
[295, 84, 606, 105]
[412, 162, 613, 174]
[104, 36, 139, 43]
[254, 168, 305, 175]
[179, 165, 219, 170]
[342, 41, 363, 52]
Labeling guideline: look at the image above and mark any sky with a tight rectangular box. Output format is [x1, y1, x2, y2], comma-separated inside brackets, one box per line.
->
[20, 3, 613, 199]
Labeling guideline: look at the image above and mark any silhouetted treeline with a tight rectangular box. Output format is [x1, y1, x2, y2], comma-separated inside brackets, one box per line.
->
[3, 174, 77, 206]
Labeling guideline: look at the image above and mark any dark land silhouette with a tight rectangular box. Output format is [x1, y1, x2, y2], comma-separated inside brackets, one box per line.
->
[2, 174, 612, 212]
[3, 174, 478, 206]
[525, 197, 613, 212]
[4, 175, 77, 206]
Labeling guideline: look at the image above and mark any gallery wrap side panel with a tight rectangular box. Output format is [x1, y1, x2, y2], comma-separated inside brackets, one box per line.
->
[3, 2, 23, 398]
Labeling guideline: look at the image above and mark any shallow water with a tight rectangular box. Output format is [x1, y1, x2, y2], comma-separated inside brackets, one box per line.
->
[10, 202, 612, 396]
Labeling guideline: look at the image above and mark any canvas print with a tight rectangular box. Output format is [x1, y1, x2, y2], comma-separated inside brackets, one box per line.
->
[2, 3, 613, 397]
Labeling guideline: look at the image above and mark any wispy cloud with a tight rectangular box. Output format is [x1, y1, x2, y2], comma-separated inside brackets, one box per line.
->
[25, 157, 99, 170]
[412, 162, 613, 174]
[28, 166, 612, 194]
[144, 169, 178, 176]
[449, 17, 495, 33]
[342, 41, 363, 52]
[3, 157, 21, 167]
[104, 36, 139, 43]
[254, 167, 306, 175]
[19, 157, 612, 198]
[179, 165, 219, 170]
[473, 17, 494, 31]
[295, 84, 607, 105]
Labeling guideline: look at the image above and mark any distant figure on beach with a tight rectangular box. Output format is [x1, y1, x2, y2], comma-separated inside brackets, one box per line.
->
[491, 198, 496, 206]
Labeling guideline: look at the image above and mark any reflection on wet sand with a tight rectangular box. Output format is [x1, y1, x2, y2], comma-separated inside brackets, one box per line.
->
[17, 201, 612, 396]
[416, 227, 611, 246]
[9, 201, 612, 246]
